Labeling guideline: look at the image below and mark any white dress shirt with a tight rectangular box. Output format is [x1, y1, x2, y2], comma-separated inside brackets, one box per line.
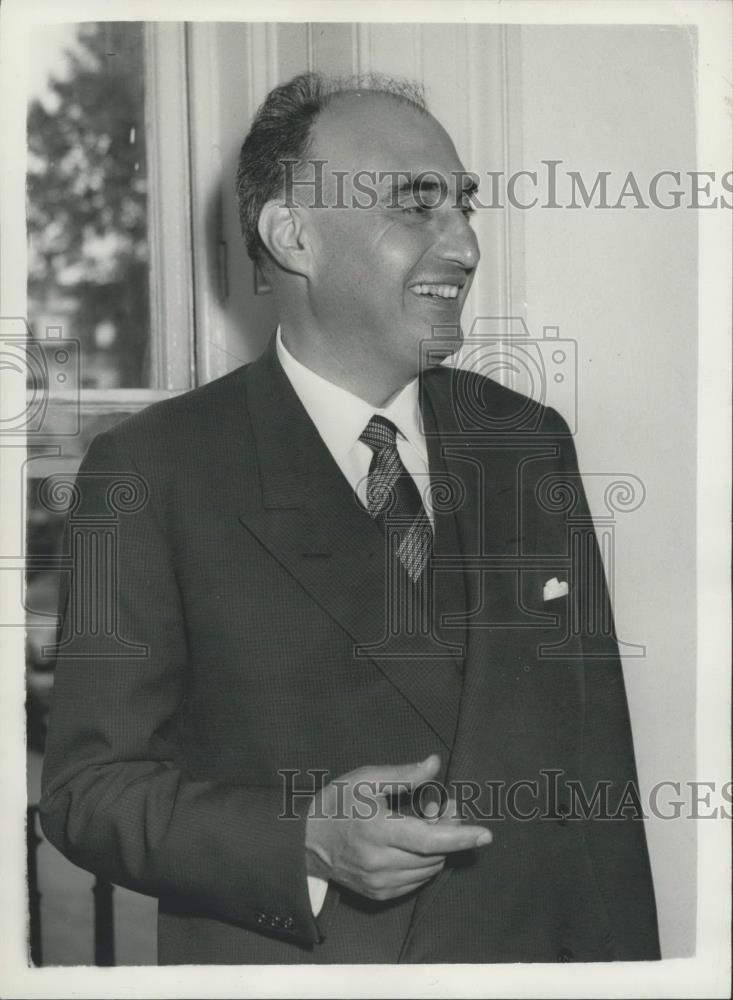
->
[276, 327, 433, 525]
[275, 327, 433, 916]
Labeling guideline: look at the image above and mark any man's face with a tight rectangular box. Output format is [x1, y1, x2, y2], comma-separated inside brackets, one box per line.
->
[299, 93, 480, 383]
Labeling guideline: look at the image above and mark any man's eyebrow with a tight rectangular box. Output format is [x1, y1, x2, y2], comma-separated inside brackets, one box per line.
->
[384, 177, 444, 199]
[381, 174, 480, 204]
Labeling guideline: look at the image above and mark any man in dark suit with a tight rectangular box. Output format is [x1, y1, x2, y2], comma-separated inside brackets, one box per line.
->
[40, 72, 660, 964]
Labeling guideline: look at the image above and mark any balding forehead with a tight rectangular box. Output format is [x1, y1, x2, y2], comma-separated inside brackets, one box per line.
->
[310, 93, 458, 168]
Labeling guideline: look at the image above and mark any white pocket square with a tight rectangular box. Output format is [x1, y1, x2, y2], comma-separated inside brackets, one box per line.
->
[543, 577, 569, 601]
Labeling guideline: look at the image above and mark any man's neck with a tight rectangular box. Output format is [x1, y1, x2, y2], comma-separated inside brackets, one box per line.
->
[278, 326, 416, 409]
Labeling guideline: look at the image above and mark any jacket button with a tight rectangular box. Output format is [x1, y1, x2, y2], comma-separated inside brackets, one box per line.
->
[557, 947, 573, 962]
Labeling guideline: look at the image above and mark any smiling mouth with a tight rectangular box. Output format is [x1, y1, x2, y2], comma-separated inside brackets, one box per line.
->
[409, 282, 461, 300]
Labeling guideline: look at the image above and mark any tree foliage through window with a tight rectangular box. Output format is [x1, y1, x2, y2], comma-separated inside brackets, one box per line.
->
[27, 22, 150, 388]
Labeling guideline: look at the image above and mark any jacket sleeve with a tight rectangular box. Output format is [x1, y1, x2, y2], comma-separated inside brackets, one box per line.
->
[548, 407, 661, 960]
[39, 429, 321, 947]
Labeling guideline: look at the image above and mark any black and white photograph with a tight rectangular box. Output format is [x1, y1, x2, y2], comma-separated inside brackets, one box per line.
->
[0, 1, 730, 996]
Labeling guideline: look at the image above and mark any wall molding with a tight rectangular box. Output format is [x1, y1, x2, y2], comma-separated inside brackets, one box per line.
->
[144, 23, 195, 391]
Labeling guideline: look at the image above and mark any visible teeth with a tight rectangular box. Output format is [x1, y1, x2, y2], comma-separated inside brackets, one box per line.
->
[412, 283, 459, 299]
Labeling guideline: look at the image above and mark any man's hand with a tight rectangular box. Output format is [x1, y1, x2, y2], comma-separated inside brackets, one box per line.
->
[304, 754, 492, 902]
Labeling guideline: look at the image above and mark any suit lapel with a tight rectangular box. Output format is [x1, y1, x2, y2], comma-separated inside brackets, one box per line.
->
[419, 370, 469, 660]
[239, 340, 464, 749]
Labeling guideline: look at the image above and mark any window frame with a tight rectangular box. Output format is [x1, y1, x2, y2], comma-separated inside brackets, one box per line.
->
[25, 21, 197, 443]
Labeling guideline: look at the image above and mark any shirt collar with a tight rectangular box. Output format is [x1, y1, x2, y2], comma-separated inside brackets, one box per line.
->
[275, 326, 427, 465]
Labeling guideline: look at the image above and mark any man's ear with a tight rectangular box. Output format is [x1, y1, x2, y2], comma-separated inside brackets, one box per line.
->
[257, 201, 312, 276]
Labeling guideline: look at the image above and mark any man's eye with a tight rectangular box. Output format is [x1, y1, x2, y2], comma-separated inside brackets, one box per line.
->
[397, 202, 475, 218]
[399, 203, 475, 217]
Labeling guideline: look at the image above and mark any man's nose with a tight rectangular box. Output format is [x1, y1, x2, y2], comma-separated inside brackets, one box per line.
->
[435, 209, 480, 271]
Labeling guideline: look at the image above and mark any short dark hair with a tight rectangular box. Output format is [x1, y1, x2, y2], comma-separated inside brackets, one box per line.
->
[235, 71, 428, 268]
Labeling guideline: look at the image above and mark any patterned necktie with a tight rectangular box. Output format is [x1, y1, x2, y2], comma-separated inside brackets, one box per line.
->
[359, 415, 433, 582]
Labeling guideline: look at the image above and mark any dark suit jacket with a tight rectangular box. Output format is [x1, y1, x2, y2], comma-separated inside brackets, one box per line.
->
[40, 337, 660, 963]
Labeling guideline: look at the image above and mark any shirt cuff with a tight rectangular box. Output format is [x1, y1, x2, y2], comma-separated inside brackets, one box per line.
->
[307, 875, 329, 916]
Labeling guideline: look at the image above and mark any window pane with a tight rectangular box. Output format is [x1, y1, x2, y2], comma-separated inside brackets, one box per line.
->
[26, 22, 151, 388]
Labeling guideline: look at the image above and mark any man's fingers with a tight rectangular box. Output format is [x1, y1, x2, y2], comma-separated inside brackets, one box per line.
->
[361, 863, 444, 901]
[421, 796, 462, 822]
[351, 754, 441, 797]
[387, 815, 492, 854]
[375, 846, 447, 871]
[437, 796, 461, 822]
[373, 861, 444, 888]
[421, 798, 442, 820]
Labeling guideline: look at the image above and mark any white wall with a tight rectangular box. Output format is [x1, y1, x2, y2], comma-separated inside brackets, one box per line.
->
[189, 22, 698, 957]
